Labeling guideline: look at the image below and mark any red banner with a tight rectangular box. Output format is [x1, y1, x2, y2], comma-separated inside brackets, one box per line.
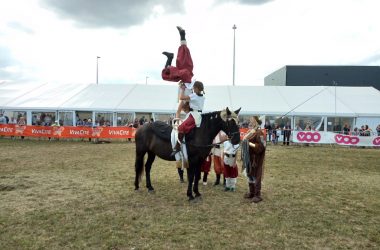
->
[0, 124, 136, 139]
[0, 124, 16, 136]
[1, 124, 255, 140]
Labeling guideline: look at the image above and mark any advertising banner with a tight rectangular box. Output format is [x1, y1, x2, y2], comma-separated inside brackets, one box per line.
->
[293, 131, 380, 147]
[1, 125, 378, 147]
[0, 125, 136, 139]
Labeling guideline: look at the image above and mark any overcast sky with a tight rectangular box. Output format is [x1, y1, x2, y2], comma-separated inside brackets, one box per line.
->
[1, 0, 379, 86]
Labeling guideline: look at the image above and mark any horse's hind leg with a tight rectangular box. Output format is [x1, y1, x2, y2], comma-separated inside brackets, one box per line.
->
[145, 151, 156, 192]
[186, 167, 195, 200]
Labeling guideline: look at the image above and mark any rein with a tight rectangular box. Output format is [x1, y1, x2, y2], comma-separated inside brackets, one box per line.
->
[184, 139, 226, 148]
[184, 131, 241, 148]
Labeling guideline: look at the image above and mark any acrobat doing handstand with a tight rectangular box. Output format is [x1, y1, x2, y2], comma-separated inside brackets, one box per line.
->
[161, 26, 205, 158]
[161, 26, 198, 120]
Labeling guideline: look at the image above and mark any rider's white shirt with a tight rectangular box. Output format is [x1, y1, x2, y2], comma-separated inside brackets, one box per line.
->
[188, 93, 205, 111]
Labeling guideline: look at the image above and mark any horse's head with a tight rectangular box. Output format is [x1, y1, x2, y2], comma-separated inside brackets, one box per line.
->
[220, 107, 241, 145]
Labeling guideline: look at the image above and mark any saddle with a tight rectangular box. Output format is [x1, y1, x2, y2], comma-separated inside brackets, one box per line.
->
[151, 121, 173, 141]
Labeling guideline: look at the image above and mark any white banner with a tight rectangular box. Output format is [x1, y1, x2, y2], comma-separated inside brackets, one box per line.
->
[293, 131, 380, 147]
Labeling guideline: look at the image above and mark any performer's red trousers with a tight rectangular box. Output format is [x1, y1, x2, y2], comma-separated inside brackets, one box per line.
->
[201, 156, 211, 173]
[178, 114, 195, 134]
[162, 45, 193, 83]
[223, 164, 238, 178]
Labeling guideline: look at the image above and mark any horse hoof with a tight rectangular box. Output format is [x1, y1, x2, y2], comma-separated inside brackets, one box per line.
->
[188, 195, 195, 201]
[148, 189, 155, 193]
[194, 195, 202, 201]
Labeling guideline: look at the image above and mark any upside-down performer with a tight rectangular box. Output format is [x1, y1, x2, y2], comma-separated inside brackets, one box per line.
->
[162, 26, 197, 119]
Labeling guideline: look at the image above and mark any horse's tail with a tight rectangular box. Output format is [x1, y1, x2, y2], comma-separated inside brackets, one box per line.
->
[134, 149, 145, 189]
[134, 128, 146, 190]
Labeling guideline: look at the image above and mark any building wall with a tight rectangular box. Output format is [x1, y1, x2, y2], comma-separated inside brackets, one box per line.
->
[265, 65, 380, 91]
[264, 66, 287, 86]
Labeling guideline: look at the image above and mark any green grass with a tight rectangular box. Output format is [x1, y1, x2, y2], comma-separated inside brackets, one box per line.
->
[0, 139, 379, 249]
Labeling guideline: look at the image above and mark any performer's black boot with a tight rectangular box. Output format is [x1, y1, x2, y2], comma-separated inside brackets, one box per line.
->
[202, 172, 208, 183]
[177, 168, 184, 183]
[170, 132, 184, 157]
[176, 26, 186, 41]
[162, 51, 174, 68]
[214, 174, 221, 186]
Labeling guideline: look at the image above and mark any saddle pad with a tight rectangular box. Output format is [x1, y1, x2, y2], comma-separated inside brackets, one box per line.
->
[151, 121, 172, 141]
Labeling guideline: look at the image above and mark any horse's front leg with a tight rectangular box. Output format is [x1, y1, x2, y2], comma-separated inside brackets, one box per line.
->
[145, 152, 156, 192]
[193, 166, 201, 198]
[186, 167, 195, 200]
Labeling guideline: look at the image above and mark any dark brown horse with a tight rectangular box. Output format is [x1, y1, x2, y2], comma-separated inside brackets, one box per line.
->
[134, 108, 241, 200]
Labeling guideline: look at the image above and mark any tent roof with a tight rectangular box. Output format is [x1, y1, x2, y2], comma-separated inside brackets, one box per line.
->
[1, 83, 380, 117]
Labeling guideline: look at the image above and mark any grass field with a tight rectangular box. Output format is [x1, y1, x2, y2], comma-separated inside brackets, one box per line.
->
[0, 138, 379, 249]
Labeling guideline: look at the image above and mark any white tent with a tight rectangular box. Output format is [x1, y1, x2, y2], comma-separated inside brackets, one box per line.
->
[1, 82, 380, 128]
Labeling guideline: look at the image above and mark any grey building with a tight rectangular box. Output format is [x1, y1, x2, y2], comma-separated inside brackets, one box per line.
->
[264, 65, 380, 91]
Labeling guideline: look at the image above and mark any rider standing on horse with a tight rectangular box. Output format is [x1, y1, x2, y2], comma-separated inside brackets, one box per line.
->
[161, 26, 197, 119]
[170, 81, 205, 157]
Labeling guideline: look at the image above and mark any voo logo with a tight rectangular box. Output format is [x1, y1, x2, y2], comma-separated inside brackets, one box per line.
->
[373, 137, 380, 146]
[297, 132, 321, 142]
[334, 134, 359, 145]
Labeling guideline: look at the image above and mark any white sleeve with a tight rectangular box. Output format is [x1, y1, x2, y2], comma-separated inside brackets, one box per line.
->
[188, 93, 197, 100]
[185, 82, 194, 89]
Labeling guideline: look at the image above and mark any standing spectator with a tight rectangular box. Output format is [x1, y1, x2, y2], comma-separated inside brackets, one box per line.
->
[212, 131, 227, 186]
[32, 115, 38, 125]
[139, 116, 145, 126]
[276, 124, 281, 143]
[4, 114, 9, 124]
[50, 120, 60, 141]
[40, 113, 46, 125]
[133, 118, 139, 128]
[0, 113, 6, 138]
[85, 119, 93, 142]
[76, 118, 84, 126]
[0, 113, 7, 124]
[343, 123, 350, 135]
[359, 125, 365, 136]
[271, 124, 278, 145]
[333, 123, 342, 133]
[376, 124, 380, 136]
[295, 123, 302, 131]
[305, 123, 311, 131]
[264, 121, 272, 142]
[364, 125, 372, 136]
[351, 127, 359, 136]
[9, 117, 17, 124]
[8, 117, 17, 139]
[283, 122, 291, 146]
[17, 116, 26, 140]
[222, 140, 239, 191]
[85, 119, 93, 127]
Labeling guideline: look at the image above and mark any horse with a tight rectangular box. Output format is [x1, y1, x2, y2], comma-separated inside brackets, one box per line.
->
[134, 107, 241, 200]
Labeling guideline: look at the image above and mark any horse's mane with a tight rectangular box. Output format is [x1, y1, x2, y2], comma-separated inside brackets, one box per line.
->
[200, 111, 221, 126]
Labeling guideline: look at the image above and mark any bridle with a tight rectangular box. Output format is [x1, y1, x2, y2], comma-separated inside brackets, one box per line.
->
[224, 117, 240, 142]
